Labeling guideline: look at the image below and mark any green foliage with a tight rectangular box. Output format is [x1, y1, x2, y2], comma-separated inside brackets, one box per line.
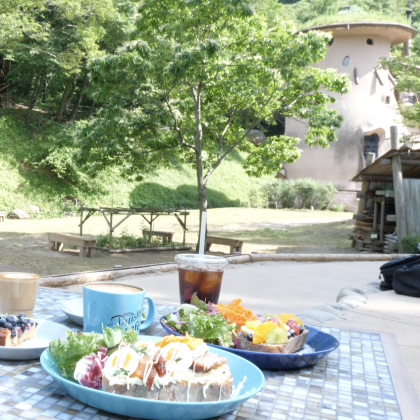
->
[329, 203, 346, 212]
[258, 179, 337, 210]
[402, 236, 420, 254]
[0, 109, 270, 214]
[76, 0, 349, 220]
[303, 11, 407, 28]
[281, 0, 408, 25]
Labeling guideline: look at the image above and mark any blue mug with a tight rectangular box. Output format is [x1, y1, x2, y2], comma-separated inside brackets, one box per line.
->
[83, 282, 155, 334]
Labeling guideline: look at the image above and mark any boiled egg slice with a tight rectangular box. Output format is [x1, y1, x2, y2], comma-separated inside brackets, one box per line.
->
[191, 342, 208, 360]
[133, 340, 156, 356]
[104, 347, 138, 377]
[161, 342, 193, 372]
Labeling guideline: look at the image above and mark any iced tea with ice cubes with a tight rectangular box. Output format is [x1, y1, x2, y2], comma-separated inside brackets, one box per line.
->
[175, 254, 228, 304]
[178, 268, 224, 304]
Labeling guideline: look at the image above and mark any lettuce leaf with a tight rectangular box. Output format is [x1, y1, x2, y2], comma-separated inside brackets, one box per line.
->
[49, 331, 103, 380]
[188, 311, 235, 348]
[49, 324, 139, 380]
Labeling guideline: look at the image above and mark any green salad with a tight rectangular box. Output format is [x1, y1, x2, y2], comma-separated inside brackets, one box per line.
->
[49, 324, 138, 380]
[162, 294, 237, 348]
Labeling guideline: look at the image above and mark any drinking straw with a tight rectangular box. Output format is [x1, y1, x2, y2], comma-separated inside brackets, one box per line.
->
[198, 211, 207, 255]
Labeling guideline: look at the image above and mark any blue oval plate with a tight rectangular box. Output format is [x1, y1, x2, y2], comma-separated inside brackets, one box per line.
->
[40, 335, 264, 420]
[161, 313, 339, 370]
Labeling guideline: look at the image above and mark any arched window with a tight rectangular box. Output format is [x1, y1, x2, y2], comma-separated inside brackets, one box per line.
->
[367, 38, 374, 45]
[363, 134, 380, 159]
[342, 56, 350, 67]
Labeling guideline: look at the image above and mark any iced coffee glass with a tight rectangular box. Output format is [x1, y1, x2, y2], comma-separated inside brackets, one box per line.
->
[0, 273, 40, 317]
[175, 254, 228, 304]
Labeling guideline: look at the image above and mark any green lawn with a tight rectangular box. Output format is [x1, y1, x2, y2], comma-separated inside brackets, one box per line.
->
[0, 208, 354, 276]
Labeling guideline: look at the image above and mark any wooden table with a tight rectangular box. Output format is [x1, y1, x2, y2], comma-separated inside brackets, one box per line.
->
[0, 288, 419, 420]
[78, 206, 189, 250]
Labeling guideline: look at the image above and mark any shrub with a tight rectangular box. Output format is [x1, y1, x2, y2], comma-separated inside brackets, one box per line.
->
[259, 179, 337, 210]
[329, 204, 346, 212]
[96, 228, 176, 249]
[402, 236, 420, 254]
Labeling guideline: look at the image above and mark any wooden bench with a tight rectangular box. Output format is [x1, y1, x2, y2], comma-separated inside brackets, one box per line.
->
[0, 211, 5, 222]
[143, 230, 174, 244]
[48, 233, 96, 258]
[205, 236, 244, 254]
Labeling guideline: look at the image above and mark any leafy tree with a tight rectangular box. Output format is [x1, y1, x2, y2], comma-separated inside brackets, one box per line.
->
[380, 55, 420, 134]
[281, 0, 409, 25]
[76, 0, 349, 237]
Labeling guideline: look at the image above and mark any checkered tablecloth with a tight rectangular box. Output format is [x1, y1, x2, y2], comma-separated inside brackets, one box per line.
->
[0, 288, 402, 420]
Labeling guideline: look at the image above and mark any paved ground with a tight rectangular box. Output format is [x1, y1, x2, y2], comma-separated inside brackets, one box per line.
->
[64, 260, 420, 397]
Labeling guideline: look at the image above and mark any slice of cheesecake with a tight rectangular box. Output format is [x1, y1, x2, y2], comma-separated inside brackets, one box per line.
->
[0, 315, 38, 347]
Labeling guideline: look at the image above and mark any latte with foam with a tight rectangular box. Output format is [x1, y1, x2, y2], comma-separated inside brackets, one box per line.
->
[0, 272, 40, 317]
[85, 283, 141, 294]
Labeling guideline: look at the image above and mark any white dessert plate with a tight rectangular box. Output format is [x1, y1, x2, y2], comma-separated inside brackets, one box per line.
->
[0, 319, 70, 360]
[60, 298, 84, 326]
[60, 298, 147, 327]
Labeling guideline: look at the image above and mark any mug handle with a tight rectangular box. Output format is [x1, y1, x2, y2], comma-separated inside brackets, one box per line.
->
[140, 296, 155, 331]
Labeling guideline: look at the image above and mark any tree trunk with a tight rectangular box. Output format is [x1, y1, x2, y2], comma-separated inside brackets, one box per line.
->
[64, 74, 78, 112]
[88, 99, 96, 117]
[194, 84, 207, 251]
[29, 73, 44, 110]
[68, 72, 88, 123]
[24, 74, 33, 98]
[42, 78, 49, 103]
[56, 78, 73, 124]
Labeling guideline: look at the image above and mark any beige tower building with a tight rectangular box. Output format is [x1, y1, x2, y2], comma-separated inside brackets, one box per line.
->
[283, 21, 417, 208]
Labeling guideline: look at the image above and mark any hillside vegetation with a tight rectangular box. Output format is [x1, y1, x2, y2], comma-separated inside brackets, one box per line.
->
[0, 109, 273, 214]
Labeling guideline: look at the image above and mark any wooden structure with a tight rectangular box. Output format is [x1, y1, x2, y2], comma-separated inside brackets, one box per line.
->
[48, 233, 96, 258]
[351, 126, 420, 253]
[142, 230, 173, 244]
[205, 236, 244, 254]
[0, 211, 5, 222]
[79, 206, 189, 251]
[0, 55, 12, 108]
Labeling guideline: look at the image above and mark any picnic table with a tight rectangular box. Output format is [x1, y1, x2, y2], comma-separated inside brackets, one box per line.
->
[2, 287, 418, 420]
[78, 206, 190, 251]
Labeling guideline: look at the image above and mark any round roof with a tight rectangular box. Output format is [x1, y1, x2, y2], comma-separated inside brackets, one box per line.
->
[300, 22, 417, 45]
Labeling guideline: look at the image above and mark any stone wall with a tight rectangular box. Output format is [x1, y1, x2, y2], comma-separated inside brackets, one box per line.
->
[330, 190, 359, 212]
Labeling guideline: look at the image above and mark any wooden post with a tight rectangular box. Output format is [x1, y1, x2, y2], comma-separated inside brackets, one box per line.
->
[80, 206, 83, 236]
[390, 126, 407, 252]
[356, 152, 376, 215]
[183, 213, 187, 246]
[109, 213, 113, 253]
[373, 201, 378, 230]
[380, 198, 385, 242]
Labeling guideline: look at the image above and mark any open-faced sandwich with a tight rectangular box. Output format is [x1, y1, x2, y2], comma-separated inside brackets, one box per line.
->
[162, 294, 308, 354]
[49, 326, 233, 402]
[0, 313, 38, 347]
[101, 335, 232, 401]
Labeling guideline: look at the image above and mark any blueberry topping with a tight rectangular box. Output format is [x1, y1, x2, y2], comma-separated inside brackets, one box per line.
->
[289, 330, 295, 337]
[19, 317, 28, 325]
[6, 316, 18, 326]
[19, 313, 25, 318]
[0, 319, 5, 326]
[299, 325, 303, 333]
[4, 322, 13, 330]
[287, 332, 291, 338]
[246, 333, 253, 341]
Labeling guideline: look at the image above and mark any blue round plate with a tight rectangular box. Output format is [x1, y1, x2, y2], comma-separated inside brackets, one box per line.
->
[40, 335, 264, 420]
[161, 313, 339, 370]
